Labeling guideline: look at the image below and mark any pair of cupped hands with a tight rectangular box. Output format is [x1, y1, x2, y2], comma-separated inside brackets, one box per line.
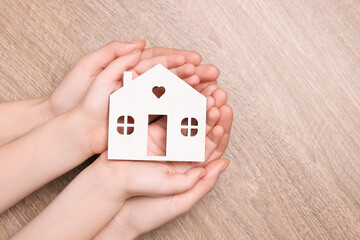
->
[12, 40, 233, 239]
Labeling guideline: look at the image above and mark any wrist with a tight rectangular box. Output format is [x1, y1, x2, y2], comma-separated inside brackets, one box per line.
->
[71, 104, 109, 155]
[20, 97, 56, 131]
[110, 224, 141, 240]
[63, 109, 96, 158]
[110, 212, 143, 240]
[37, 96, 56, 124]
[87, 154, 132, 202]
[94, 216, 141, 240]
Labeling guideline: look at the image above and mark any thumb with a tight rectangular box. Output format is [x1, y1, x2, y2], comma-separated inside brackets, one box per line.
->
[170, 158, 230, 216]
[98, 49, 142, 87]
[80, 50, 141, 116]
[75, 40, 146, 74]
[88, 50, 142, 97]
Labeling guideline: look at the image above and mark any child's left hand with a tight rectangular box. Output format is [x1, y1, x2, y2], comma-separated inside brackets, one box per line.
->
[72, 49, 217, 155]
[46, 40, 203, 118]
[95, 158, 230, 240]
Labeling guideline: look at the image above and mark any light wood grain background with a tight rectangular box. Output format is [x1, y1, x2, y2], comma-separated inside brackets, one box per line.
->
[1, 0, 360, 239]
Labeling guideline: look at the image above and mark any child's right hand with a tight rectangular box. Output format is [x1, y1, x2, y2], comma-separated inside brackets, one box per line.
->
[68, 49, 216, 155]
[46, 40, 203, 119]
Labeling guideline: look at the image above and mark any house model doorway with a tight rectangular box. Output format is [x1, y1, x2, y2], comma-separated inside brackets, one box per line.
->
[147, 114, 167, 156]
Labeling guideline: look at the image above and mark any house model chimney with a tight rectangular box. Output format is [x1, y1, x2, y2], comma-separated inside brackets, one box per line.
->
[123, 71, 132, 87]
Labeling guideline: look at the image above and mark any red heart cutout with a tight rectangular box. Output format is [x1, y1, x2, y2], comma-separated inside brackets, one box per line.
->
[152, 86, 165, 98]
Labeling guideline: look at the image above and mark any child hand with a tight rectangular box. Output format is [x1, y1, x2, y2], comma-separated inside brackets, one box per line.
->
[46, 41, 145, 117]
[94, 158, 229, 240]
[91, 152, 207, 199]
[71, 49, 217, 154]
[46, 41, 203, 118]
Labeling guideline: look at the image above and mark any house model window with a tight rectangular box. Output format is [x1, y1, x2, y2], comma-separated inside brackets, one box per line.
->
[181, 117, 198, 137]
[117, 115, 135, 135]
[108, 64, 206, 162]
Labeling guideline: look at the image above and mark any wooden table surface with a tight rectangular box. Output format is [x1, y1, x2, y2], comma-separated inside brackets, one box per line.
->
[1, 0, 360, 239]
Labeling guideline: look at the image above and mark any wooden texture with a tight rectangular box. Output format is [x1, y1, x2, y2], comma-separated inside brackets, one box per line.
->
[1, 0, 360, 239]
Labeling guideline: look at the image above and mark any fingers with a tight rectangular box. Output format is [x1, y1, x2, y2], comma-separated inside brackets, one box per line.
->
[93, 159, 229, 240]
[127, 165, 206, 197]
[170, 105, 228, 172]
[170, 63, 196, 79]
[142, 47, 202, 66]
[206, 96, 215, 111]
[208, 105, 233, 162]
[193, 65, 219, 92]
[195, 65, 220, 82]
[218, 105, 233, 137]
[205, 125, 224, 161]
[212, 88, 228, 108]
[194, 81, 217, 92]
[201, 85, 227, 108]
[201, 84, 219, 97]
[172, 158, 229, 215]
[159, 167, 206, 195]
[200, 83, 219, 110]
[182, 75, 200, 86]
[204, 86, 229, 151]
[206, 107, 220, 134]
[81, 50, 142, 116]
[201, 85, 228, 110]
[132, 54, 186, 75]
[96, 50, 141, 89]
[76, 40, 146, 76]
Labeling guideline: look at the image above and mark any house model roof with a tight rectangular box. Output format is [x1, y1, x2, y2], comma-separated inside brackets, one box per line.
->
[111, 64, 205, 101]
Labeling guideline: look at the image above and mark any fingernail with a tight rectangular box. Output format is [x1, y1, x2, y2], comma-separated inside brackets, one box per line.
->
[219, 160, 230, 174]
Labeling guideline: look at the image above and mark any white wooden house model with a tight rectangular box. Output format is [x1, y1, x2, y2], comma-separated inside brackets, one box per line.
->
[108, 64, 206, 162]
